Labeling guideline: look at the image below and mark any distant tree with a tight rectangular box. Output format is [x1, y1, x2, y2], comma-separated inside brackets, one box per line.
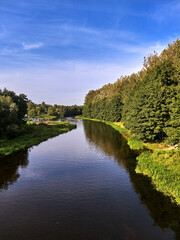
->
[27, 101, 37, 117]
[47, 106, 55, 116]
[40, 101, 46, 114]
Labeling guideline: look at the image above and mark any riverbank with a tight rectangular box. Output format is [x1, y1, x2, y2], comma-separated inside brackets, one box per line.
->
[0, 122, 76, 157]
[76, 116, 180, 205]
[136, 150, 180, 205]
[75, 116, 145, 150]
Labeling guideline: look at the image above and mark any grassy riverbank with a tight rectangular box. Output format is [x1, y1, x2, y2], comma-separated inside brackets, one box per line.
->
[76, 116, 180, 205]
[136, 150, 180, 205]
[0, 122, 76, 157]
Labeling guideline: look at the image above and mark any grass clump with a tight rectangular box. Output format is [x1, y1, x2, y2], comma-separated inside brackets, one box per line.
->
[127, 137, 145, 150]
[0, 122, 76, 157]
[110, 122, 129, 134]
[136, 150, 180, 205]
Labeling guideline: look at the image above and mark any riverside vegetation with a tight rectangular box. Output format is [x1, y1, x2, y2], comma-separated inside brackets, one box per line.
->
[81, 39, 180, 205]
[0, 123, 76, 157]
[0, 89, 76, 157]
[27, 101, 83, 120]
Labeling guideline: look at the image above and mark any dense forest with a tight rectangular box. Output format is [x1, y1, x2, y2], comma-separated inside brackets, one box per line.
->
[83, 39, 180, 145]
[27, 101, 83, 119]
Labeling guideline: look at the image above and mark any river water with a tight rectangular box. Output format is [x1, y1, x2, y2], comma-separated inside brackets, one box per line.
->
[0, 119, 179, 240]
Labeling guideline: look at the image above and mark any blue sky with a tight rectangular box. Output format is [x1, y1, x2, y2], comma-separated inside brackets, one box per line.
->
[0, 0, 179, 105]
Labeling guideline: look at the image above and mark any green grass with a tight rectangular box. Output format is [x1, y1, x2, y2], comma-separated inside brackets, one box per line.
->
[75, 116, 105, 122]
[144, 142, 170, 150]
[136, 150, 180, 205]
[127, 137, 145, 150]
[46, 121, 69, 125]
[109, 122, 129, 134]
[0, 122, 76, 157]
[29, 115, 57, 120]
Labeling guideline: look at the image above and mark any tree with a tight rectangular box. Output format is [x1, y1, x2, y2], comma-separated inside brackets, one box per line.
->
[122, 60, 178, 142]
[0, 89, 28, 138]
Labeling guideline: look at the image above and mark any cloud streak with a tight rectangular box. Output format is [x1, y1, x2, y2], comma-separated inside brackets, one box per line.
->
[22, 42, 44, 50]
[0, 60, 142, 105]
[0, 25, 7, 39]
[152, 1, 180, 23]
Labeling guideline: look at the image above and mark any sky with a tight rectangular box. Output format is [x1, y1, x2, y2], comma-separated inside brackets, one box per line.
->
[0, 0, 180, 105]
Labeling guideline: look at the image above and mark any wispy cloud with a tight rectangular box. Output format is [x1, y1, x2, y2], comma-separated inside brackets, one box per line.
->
[152, 1, 180, 22]
[106, 40, 169, 57]
[0, 25, 7, 39]
[0, 0, 179, 106]
[0, 60, 142, 105]
[22, 42, 44, 50]
[0, 47, 18, 55]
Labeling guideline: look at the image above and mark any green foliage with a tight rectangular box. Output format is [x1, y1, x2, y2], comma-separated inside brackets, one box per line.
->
[127, 137, 145, 150]
[0, 89, 28, 138]
[83, 39, 180, 145]
[47, 106, 55, 116]
[0, 122, 76, 157]
[122, 59, 179, 142]
[1, 89, 28, 123]
[136, 150, 180, 205]
[27, 101, 83, 119]
[83, 96, 123, 122]
[109, 122, 128, 134]
[164, 83, 180, 145]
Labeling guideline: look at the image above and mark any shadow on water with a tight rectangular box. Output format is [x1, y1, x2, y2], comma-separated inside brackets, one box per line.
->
[0, 151, 29, 191]
[83, 120, 180, 240]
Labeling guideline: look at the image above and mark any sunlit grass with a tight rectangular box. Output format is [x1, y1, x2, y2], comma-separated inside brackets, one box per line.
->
[127, 137, 145, 150]
[144, 142, 170, 150]
[0, 123, 76, 157]
[136, 150, 180, 205]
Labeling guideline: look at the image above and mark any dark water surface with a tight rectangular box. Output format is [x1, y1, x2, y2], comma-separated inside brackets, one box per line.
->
[0, 119, 180, 240]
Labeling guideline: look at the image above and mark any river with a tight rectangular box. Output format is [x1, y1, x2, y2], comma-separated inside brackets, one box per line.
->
[0, 119, 179, 240]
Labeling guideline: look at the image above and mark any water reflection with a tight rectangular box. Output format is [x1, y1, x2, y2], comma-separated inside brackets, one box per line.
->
[83, 119, 137, 161]
[83, 120, 180, 240]
[0, 151, 29, 190]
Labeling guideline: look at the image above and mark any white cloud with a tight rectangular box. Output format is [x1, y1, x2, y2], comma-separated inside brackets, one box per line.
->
[0, 38, 172, 105]
[22, 42, 44, 50]
[0, 60, 142, 105]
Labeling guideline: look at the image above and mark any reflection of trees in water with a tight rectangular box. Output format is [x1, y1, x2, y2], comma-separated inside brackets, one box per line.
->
[124, 158, 180, 240]
[83, 120, 180, 240]
[83, 119, 137, 162]
[0, 151, 29, 190]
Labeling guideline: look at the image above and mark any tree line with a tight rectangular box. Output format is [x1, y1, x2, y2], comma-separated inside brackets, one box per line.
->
[83, 39, 180, 144]
[27, 101, 83, 119]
